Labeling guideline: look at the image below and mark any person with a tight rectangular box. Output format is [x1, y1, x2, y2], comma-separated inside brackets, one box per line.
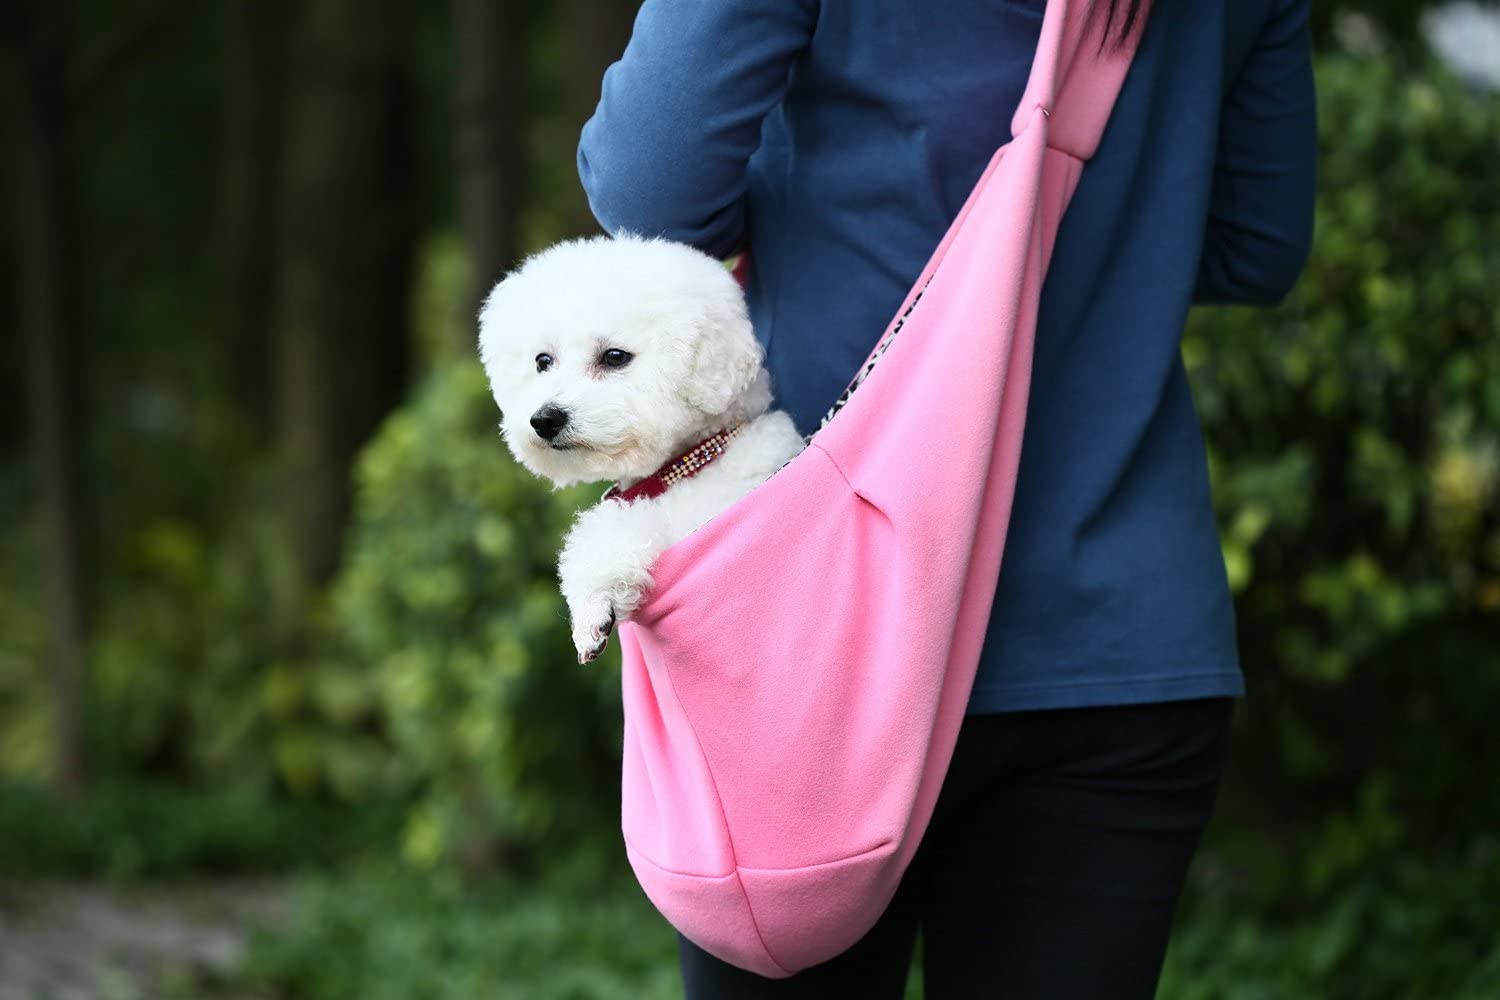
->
[577, 0, 1316, 995]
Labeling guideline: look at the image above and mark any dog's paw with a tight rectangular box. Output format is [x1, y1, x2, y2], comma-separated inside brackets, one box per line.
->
[572, 596, 616, 664]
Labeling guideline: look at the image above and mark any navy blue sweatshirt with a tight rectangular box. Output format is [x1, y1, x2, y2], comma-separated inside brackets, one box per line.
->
[578, 0, 1316, 713]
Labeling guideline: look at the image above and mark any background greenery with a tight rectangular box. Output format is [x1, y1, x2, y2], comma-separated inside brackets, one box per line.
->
[2, 2, 1497, 998]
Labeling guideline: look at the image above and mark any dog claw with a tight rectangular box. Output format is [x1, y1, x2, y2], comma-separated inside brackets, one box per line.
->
[577, 633, 609, 664]
[574, 606, 616, 664]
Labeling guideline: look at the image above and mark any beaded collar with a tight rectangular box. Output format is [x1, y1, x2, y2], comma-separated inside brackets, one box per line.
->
[603, 423, 746, 504]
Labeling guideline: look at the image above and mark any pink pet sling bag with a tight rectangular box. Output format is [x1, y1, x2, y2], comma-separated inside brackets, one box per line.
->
[615, 0, 1149, 977]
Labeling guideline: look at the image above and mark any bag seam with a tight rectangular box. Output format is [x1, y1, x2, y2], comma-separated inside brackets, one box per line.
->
[735, 836, 896, 875]
[807, 441, 860, 500]
[624, 831, 895, 879]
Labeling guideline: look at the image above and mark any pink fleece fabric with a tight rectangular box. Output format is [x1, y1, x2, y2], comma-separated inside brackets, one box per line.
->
[615, 0, 1149, 977]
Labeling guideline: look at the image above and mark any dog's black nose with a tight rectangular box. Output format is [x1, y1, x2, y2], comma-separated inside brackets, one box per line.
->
[530, 405, 569, 441]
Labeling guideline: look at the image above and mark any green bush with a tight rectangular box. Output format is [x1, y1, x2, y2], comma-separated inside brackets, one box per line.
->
[1161, 850, 1500, 1000]
[1159, 48, 1500, 999]
[67, 470, 394, 801]
[235, 866, 683, 1000]
[332, 360, 622, 870]
[0, 778, 397, 879]
[1187, 51, 1500, 839]
[0, 436, 333, 794]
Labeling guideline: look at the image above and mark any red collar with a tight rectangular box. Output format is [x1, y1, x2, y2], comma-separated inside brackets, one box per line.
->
[603, 423, 746, 504]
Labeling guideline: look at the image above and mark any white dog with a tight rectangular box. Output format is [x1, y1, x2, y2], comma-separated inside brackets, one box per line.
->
[478, 235, 805, 663]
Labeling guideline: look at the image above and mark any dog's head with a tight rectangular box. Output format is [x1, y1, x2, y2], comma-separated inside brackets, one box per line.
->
[477, 235, 770, 487]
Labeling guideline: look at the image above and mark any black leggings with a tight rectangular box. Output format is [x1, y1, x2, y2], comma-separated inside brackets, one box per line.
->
[677, 697, 1234, 999]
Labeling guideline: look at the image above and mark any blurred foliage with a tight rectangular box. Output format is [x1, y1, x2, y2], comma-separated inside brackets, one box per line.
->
[3, 5, 1499, 994]
[1161, 850, 1500, 999]
[1163, 47, 1500, 998]
[0, 470, 49, 779]
[233, 866, 683, 1000]
[331, 358, 620, 872]
[1312, 1, 1436, 47]
[1185, 49, 1500, 835]
[226, 851, 1500, 1000]
[0, 779, 397, 881]
[232, 863, 932, 1000]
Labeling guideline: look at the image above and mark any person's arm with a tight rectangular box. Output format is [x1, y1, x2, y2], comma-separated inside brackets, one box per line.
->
[1193, 0, 1316, 306]
[576, 0, 818, 259]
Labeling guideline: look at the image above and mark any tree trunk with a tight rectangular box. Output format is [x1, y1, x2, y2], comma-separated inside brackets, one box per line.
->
[11, 0, 89, 796]
[219, 0, 280, 435]
[452, 0, 528, 334]
[563, 0, 639, 235]
[272, 0, 416, 585]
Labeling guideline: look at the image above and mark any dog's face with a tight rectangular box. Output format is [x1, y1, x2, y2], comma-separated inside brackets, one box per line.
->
[478, 236, 769, 488]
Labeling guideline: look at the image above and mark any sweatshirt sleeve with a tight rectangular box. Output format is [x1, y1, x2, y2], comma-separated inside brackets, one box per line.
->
[576, 0, 818, 260]
[1193, 0, 1317, 306]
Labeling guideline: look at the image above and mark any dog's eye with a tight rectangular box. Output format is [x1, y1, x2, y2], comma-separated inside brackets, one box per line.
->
[600, 348, 633, 369]
[535, 353, 553, 373]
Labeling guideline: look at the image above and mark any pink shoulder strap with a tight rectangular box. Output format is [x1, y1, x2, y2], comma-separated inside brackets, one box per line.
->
[815, 0, 1147, 429]
[1017, 0, 1147, 159]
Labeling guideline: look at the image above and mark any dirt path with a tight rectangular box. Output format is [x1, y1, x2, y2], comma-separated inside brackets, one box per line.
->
[0, 880, 293, 1000]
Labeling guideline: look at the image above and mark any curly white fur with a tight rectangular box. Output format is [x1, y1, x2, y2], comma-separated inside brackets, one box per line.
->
[478, 234, 805, 662]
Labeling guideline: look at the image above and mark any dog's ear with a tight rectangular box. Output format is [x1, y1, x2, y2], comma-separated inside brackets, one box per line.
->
[684, 305, 764, 417]
[475, 275, 515, 377]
